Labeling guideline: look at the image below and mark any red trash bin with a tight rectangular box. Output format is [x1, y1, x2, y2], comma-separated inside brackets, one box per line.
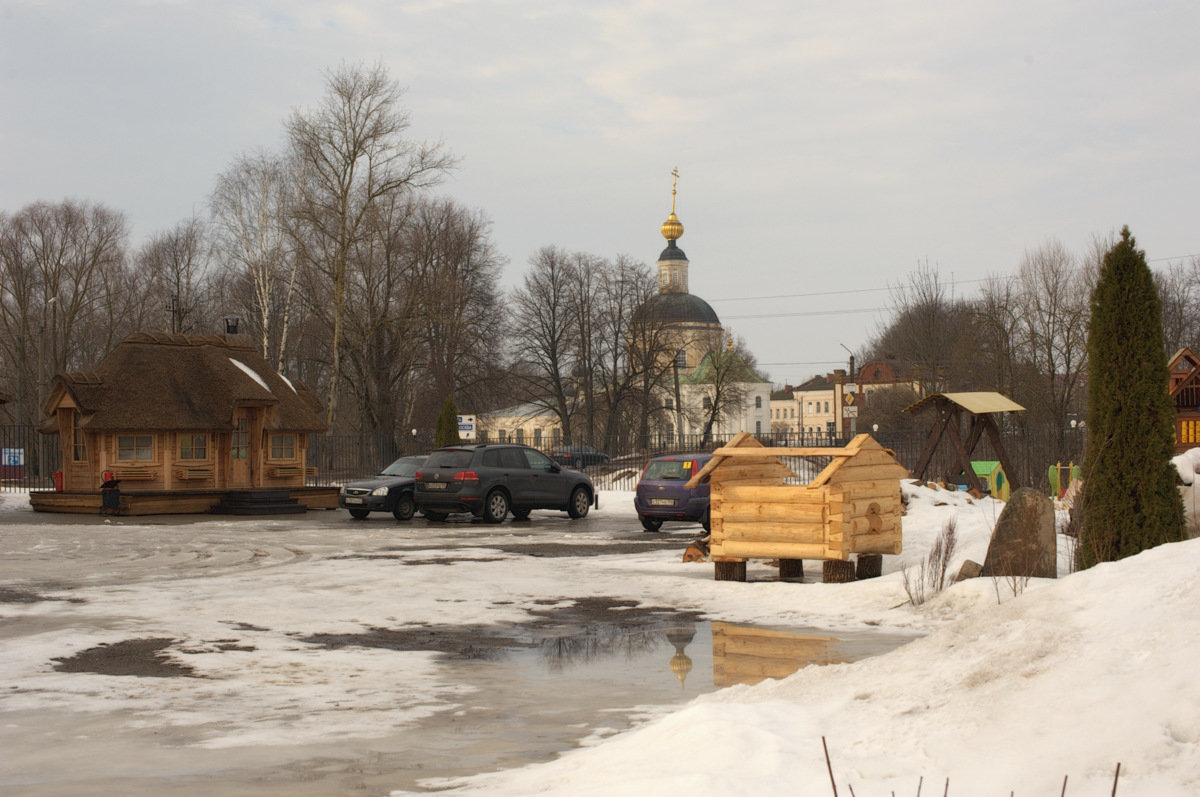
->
[53, 470, 63, 491]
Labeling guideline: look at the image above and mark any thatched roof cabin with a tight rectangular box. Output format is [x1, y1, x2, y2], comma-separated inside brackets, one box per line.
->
[41, 333, 326, 500]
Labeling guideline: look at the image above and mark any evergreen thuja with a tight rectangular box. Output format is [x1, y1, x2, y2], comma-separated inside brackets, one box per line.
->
[1077, 226, 1185, 568]
[435, 396, 462, 448]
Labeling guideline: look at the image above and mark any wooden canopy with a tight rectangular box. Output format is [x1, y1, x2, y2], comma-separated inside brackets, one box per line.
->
[903, 391, 1024, 492]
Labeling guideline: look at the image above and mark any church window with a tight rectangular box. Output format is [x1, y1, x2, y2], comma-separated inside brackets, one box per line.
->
[674, 350, 687, 370]
[703, 395, 712, 409]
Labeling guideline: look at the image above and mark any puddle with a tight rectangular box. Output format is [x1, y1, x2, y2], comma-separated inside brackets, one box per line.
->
[16, 618, 916, 795]
[385, 619, 916, 791]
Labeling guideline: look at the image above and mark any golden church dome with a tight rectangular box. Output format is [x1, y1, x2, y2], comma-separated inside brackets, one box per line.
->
[660, 212, 684, 241]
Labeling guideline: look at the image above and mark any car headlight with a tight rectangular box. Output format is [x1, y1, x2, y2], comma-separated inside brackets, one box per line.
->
[371, 486, 389, 496]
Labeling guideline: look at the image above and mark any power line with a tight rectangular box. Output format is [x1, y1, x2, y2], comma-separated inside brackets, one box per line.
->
[723, 307, 883, 320]
[710, 253, 1198, 304]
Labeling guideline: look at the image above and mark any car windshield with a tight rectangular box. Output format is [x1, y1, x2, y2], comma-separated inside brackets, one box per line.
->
[643, 459, 696, 480]
[380, 457, 423, 477]
[424, 449, 473, 469]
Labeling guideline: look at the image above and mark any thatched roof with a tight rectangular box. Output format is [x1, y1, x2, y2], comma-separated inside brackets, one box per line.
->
[45, 333, 326, 433]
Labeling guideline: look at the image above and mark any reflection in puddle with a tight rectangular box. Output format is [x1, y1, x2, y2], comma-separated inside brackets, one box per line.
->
[711, 622, 841, 686]
[516, 619, 913, 695]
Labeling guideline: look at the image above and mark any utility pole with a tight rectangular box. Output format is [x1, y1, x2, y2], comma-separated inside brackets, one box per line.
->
[839, 342, 857, 439]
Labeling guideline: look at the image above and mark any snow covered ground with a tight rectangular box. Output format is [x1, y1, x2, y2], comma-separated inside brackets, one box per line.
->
[2, 472, 1199, 795]
[404, 482, 1200, 796]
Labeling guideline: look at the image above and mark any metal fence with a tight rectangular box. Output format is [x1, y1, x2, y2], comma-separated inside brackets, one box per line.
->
[303, 426, 1088, 495]
[0, 424, 1087, 497]
[0, 425, 62, 491]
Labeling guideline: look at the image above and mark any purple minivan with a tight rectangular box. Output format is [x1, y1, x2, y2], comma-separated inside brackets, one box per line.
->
[634, 453, 713, 532]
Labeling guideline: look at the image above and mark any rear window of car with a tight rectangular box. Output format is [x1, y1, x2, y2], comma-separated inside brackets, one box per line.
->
[424, 449, 474, 469]
[643, 459, 698, 480]
[381, 457, 424, 477]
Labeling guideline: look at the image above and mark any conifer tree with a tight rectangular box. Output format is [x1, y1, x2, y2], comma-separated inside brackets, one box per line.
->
[434, 396, 462, 448]
[1078, 226, 1185, 568]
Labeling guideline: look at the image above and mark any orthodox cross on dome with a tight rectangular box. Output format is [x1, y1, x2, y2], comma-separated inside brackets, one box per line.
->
[661, 167, 685, 242]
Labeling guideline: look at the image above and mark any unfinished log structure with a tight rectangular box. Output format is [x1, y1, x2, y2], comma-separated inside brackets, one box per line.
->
[685, 432, 910, 582]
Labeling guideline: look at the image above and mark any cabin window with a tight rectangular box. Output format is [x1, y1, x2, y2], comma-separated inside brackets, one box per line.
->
[72, 412, 87, 461]
[117, 435, 153, 461]
[179, 433, 207, 460]
[269, 434, 295, 460]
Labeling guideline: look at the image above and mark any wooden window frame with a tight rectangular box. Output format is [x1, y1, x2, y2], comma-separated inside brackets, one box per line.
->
[178, 433, 208, 460]
[269, 433, 296, 461]
[117, 434, 154, 462]
[71, 411, 87, 462]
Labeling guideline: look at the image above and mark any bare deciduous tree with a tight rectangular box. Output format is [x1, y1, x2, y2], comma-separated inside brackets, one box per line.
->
[136, 216, 214, 334]
[0, 200, 129, 424]
[287, 61, 454, 427]
[210, 151, 301, 369]
[508, 246, 581, 442]
[1015, 240, 1092, 432]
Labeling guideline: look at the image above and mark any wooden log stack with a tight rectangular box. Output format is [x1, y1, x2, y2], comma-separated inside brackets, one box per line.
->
[685, 433, 910, 582]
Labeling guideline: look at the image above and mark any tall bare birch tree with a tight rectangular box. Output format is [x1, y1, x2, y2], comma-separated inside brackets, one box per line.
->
[211, 151, 300, 369]
[287, 62, 453, 427]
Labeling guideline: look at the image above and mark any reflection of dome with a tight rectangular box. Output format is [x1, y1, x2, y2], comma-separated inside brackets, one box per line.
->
[638, 292, 721, 326]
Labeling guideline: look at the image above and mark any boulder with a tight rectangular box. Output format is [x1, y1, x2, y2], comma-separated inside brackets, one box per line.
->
[981, 487, 1057, 579]
[955, 559, 983, 582]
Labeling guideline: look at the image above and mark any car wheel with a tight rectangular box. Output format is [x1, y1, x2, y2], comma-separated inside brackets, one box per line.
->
[567, 486, 591, 519]
[392, 493, 416, 521]
[348, 508, 370, 520]
[483, 490, 509, 523]
[640, 515, 663, 532]
[701, 506, 711, 532]
[423, 510, 448, 522]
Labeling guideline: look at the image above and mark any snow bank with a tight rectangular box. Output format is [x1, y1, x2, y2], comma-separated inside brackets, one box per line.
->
[413, 507, 1200, 796]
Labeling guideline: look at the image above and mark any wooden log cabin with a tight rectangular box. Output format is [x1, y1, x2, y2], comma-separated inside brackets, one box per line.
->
[685, 432, 910, 582]
[1169, 348, 1200, 454]
[32, 333, 331, 514]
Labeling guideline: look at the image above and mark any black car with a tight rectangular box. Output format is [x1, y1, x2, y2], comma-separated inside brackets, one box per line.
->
[414, 443, 595, 523]
[549, 444, 610, 469]
[339, 455, 427, 520]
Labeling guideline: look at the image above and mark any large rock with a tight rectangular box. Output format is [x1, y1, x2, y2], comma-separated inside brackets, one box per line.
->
[981, 487, 1057, 579]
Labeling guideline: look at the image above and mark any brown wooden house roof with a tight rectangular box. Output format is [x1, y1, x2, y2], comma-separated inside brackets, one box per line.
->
[1169, 348, 1200, 409]
[43, 333, 326, 433]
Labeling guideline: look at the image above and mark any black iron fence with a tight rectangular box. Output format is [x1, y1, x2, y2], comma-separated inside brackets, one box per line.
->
[0, 424, 1087, 497]
[303, 425, 1088, 495]
[0, 425, 62, 491]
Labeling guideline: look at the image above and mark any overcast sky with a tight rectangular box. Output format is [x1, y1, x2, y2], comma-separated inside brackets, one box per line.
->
[3, 1, 1198, 386]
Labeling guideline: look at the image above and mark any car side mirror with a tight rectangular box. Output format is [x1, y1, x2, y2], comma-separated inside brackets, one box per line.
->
[549, 463, 561, 473]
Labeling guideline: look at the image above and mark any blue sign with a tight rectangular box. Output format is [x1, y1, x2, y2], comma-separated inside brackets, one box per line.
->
[1, 448, 24, 467]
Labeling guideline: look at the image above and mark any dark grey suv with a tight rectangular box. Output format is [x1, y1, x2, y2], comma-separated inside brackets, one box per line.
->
[414, 444, 596, 523]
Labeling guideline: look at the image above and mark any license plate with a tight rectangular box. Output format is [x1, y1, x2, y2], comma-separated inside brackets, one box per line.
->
[650, 498, 674, 506]
[345, 497, 363, 504]
[425, 482, 447, 490]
